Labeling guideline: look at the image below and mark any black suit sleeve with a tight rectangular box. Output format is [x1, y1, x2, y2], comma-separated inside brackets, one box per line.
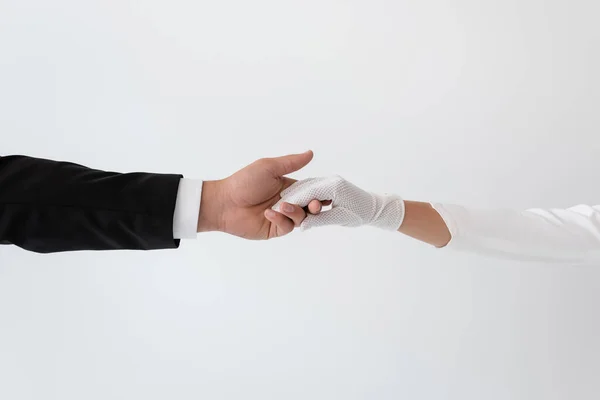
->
[0, 155, 183, 253]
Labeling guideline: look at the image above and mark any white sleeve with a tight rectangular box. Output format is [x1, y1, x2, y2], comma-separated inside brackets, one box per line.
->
[431, 203, 600, 264]
[172, 179, 203, 239]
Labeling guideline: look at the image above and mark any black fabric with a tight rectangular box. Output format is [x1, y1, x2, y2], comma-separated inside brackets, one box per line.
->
[0, 155, 182, 253]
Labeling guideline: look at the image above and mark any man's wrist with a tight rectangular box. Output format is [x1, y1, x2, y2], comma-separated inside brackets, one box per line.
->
[197, 180, 225, 233]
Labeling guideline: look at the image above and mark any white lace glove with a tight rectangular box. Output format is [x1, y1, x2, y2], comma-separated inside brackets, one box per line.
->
[272, 176, 405, 231]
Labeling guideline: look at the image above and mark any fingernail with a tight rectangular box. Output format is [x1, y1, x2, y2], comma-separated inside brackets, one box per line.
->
[265, 210, 276, 218]
[282, 203, 294, 213]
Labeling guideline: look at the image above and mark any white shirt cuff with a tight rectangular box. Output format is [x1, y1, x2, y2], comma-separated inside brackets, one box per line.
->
[173, 178, 203, 239]
[430, 202, 600, 264]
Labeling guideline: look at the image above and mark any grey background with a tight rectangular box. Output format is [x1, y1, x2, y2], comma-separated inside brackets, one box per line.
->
[1, 0, 600, 399]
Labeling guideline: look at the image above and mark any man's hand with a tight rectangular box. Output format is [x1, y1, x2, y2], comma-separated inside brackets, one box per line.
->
[196, 151, 314, 240]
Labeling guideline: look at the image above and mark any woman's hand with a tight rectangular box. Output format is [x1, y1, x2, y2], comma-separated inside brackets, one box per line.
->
[272, 176, 405, 231]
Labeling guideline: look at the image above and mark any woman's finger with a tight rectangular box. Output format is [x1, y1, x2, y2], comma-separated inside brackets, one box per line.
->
[307, 199, 332, 214]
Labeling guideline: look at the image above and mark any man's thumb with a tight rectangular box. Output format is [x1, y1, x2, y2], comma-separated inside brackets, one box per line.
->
[268, 150, 314, 176]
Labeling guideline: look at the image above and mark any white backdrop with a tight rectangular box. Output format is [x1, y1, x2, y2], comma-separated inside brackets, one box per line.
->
[1, 1, 600, 399]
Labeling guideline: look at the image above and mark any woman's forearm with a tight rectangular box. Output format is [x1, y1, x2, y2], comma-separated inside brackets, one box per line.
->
[276, 176, 600, 263]
[400, 201, 600, 263]
[398, 201, 452, 248]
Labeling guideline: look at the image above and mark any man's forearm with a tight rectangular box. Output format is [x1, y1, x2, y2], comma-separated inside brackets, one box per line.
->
[0, 155, 182, 253]
[1, 151, 315, 252]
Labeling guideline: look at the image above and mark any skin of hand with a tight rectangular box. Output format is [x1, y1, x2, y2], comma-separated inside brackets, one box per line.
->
[196, 151, 314, 240]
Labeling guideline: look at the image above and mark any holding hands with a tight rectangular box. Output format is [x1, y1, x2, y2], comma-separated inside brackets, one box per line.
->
[6, 151, 596, 262]
[198, 150, 406, 241]
[273, 176, 405, 232]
